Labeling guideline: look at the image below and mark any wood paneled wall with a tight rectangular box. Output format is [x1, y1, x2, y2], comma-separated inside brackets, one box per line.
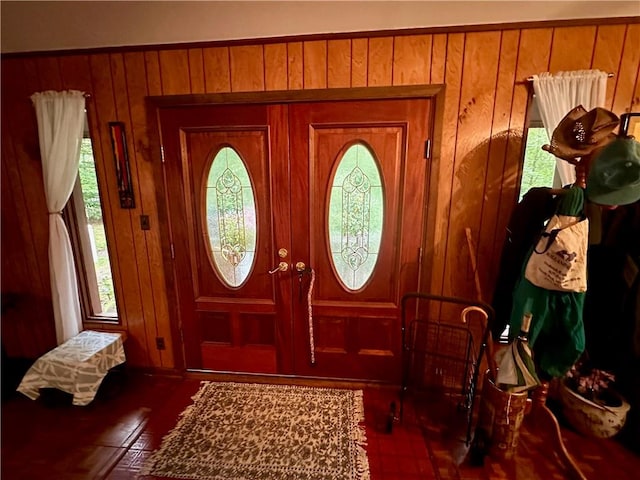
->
[2, 20, 639, 368]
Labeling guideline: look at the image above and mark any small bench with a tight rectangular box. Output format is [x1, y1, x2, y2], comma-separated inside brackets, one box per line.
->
[17, 330, 126, 406]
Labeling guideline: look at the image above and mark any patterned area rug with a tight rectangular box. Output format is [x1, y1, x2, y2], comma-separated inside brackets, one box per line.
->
[140, 382, 369, 480]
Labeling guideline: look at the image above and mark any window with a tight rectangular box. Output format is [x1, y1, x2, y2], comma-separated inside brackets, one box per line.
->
[66, 133, 118, 322]
[204, 146, 257, 288]
[518, 96, 560, 201]
[328, 142, 383, 291]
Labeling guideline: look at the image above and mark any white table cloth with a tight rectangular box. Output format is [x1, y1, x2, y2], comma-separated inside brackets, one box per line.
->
[17, 330, 126, 406]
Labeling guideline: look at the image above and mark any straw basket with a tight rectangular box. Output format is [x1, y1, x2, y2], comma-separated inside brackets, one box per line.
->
[476, 372, 529, 459]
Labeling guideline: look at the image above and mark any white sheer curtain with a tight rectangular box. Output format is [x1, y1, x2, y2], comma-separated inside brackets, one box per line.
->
[532, 70, 608, 186]
[31, 90, 86, 344]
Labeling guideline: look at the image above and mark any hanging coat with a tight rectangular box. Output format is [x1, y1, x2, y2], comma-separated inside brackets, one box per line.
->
[508, 186, 586, 378]
[491, 188, 559, 340]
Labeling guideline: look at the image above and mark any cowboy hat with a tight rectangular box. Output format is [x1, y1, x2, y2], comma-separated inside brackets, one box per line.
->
[542, 106, 620, 161]
[586, 137, 640, 206]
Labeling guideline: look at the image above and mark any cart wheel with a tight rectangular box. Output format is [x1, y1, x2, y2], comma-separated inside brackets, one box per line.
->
[385, 401, 396, 434]
[469, 427, 488, 466]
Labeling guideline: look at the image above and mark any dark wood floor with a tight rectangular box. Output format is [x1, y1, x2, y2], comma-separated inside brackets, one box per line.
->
[1, 369, 639, 480]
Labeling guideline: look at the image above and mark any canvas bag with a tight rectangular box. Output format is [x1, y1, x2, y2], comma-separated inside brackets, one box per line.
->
[524, 213, 589, 292]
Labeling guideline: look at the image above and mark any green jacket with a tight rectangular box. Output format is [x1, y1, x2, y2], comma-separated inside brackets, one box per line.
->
[508, 186, 586, 378]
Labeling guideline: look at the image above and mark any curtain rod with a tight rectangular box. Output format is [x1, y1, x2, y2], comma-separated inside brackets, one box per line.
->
[527, 73, 614, 82]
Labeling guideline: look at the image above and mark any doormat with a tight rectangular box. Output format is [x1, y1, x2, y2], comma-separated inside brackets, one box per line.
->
[139, 381, 370, 480]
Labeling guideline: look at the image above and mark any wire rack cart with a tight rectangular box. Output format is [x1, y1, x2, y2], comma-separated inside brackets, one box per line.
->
[398, 292, 494, 446]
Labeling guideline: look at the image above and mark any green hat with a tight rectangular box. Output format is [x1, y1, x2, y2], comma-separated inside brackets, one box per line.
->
[586, 138, 640, 206]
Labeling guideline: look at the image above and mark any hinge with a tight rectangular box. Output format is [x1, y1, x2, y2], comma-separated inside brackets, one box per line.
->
[424, 139, 432, 160]
[170, 243, 175, 259]
[160, 146, 165, 163]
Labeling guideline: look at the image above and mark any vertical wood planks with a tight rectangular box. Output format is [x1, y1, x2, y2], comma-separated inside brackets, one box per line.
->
[264, 43, 288, 91]
[158, 49, 191, 95]
[89, 53, 147, 365]
[35, 57, 63, 91]
[631, 61, 640, 112]
[328, 39, 351, 88]
[1, 58, 56, 356]
[444, 31, 501, 300]
[115, 52, 160, 367]
[612, 24, 640, 114]
[203, 47, 231, 93]
[303, 40, 327, 89]
[287, 42, 304, 90]
[351, 38, 368, 87]
[489, 27, 553, 290]
[428, 32, 465, 296]
[368, 37, 393, 86]
[111, 53, 152, 365]
[188, 48, 206, 94]
[145, 51, 163, 96]
[230, 45, 265, 92]
[393, 34, 431, 86]
[548, 26, 598, 72]
[477, 30, 520, 296]
[430, 34, 447, 84]
[591, 25, 627, 110]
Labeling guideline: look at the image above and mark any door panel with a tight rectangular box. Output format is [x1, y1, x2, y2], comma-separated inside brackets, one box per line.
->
[289, 99, 431, 381]
[158, 96, 431, 382]
[158, 105, 293, 374]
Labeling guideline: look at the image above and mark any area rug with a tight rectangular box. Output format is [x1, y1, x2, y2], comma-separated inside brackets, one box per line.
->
[139, 382, 370, 480]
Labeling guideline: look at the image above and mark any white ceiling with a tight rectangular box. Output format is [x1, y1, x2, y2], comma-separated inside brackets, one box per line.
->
[1, 1, 639, 54]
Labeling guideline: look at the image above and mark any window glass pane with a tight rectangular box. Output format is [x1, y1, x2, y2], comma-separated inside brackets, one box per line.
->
[519, 127, 556, 201]
[78, 138, 117, 315]
[328, 143, 383, 291]
[205, 146, 257, 288]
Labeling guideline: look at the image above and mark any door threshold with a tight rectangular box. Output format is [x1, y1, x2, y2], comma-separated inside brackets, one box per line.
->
[185, 368, 398, 390]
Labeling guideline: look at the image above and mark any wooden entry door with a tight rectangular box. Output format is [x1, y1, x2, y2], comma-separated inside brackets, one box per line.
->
[156, 94, 432, 382]
[289, 99, 430, 381]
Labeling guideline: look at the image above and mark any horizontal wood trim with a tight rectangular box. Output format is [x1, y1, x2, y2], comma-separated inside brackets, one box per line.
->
[147, 84, 444, 107]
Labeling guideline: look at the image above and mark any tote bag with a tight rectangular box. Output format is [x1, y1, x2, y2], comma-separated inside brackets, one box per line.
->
[524, 214, 589, 292]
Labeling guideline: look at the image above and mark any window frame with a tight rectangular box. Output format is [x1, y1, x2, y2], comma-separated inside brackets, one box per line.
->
[65, 134, 119, 325]
[519, 93, 562, 200]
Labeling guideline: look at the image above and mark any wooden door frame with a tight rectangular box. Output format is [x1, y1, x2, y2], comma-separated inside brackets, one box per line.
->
[146, 84, 444, 372]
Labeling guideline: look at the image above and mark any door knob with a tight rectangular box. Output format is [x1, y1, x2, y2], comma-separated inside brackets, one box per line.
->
[268, 261, 289, 274]
[295, 262, 306, 272]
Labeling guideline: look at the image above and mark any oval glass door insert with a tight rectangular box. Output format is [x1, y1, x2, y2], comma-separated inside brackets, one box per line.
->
[205, 146, 257, 288]
[328, 142, 384, 291]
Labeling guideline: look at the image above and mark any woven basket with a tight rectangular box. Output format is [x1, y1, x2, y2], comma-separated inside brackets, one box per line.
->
[559, 379, 630, 438]
[476, 372, 529, 459]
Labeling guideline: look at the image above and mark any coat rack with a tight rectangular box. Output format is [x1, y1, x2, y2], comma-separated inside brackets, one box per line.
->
[465, 228, 587, 479]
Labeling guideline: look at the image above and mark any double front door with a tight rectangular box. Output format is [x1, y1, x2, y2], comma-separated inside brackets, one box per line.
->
[157, 92, 432, 382]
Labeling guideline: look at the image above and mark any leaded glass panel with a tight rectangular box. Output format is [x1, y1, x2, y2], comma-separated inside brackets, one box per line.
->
[328, 143, 383, 291]
[205, 146, 256, 287]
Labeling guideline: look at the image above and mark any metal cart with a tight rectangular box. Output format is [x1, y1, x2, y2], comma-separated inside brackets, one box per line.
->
[398, 292, 494, 447]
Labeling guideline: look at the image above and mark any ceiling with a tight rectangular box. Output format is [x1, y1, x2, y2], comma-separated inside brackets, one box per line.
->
[1, 1, 639, 54]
